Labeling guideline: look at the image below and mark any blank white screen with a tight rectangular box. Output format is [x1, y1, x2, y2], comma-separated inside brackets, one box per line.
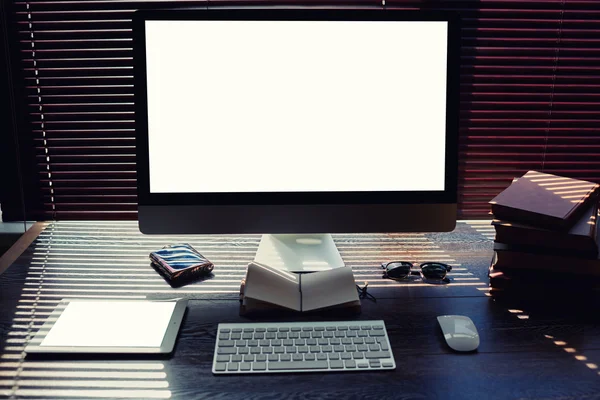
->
[146, 20, 447, 193]
[40, 301, 176, 348]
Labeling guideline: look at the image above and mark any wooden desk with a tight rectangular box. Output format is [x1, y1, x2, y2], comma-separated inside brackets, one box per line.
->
[1, 221, 600, 399]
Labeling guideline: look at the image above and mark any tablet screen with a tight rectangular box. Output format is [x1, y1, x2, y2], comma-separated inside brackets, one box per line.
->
[40, 301, 177, 348]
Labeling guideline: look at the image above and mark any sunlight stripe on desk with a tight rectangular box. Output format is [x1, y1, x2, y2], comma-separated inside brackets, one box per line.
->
[0, 362, 165, 370]
[0, 389, 171, 398]
[0, 380, 169, 389]
[0, 370, 166, 379]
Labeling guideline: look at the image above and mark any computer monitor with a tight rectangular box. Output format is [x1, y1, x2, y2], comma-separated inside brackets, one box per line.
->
[134, 9, 460, 271]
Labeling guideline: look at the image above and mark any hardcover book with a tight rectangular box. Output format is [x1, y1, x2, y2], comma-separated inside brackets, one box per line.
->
[490, 171, 600, 231]
[492, 200, 598, 259]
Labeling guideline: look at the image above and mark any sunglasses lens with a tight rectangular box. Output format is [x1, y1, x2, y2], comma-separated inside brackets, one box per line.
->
[385, 263, 411, 280]
[421, 263, 449, 280]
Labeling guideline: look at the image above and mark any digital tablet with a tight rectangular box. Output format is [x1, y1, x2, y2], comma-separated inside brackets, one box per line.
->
[25, 298, 187, 355]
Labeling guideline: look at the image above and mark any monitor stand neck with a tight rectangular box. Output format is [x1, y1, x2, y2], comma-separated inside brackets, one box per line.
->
[253, 234, 345, 273]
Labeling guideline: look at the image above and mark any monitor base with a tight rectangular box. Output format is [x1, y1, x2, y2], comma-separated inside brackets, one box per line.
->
[253, 234, 345, 273]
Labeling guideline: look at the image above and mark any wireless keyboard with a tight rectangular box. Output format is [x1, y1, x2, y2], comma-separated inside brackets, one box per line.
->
[212, 320, 395, 374]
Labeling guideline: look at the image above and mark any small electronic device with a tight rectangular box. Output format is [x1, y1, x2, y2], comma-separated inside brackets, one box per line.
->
[212, 320, 395, 374]
[437, 315, 480, 352]
[26, 299, 187, 355]
[150, 243, 214, 285]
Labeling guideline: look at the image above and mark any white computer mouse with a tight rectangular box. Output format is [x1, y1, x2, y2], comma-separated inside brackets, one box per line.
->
[437, 315, 480, 352]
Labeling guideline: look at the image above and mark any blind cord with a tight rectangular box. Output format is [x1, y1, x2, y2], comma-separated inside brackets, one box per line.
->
[26, 2, 56, 220]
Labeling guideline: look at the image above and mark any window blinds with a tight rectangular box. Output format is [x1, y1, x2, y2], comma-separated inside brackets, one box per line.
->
[9, 0, 600, 220]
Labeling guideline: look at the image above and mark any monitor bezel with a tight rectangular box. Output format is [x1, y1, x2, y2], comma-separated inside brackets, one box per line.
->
[133, 8, 460, 207]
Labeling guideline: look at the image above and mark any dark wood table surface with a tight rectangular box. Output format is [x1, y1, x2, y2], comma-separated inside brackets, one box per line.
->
[1, 221, 600, 399]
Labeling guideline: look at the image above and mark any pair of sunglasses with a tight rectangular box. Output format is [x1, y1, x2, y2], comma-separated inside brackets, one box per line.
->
[381, 261, 452, 283]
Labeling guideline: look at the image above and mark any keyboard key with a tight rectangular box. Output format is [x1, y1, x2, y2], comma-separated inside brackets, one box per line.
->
[373, 326, 384, 330]
[307, 339, 317, 346]
[262, 347, 273, 354]
[289, 332, 300, 339]
[286, 347, 297, 353]
[293, 353, 303, 361]
[353, 352, 364, 359]
[291, 327, 301, 332]
[232, 328, 242, 333]
[238, 348, 249, 354]
[295, 339, 306, 346]
[251, 347, 261, 354]
[298, 346, 309, 353]
[310, 346, 320, 353]
[267, 328, 277, 332]
[243, 328, 254, 333]
[365, 338, 376, 344]
[338, 326, 348, 331]
[305, 353, 316, 361]
[235, 340, 246, 347]
[232, 355, 243, 362]
[254, 362, 267, 371]
[341, 353, 352, 360]
[341, 338, 353, 345]
[317, 353, 327, 360]
[311, 331, 323, 338]
[333, 345, 345, 352]
[244, 354, 254, 362]
[347, 331, 357, 337]
[271, 340, 282, 346]
[259, 340, 270, 347]
[215, 363, 227, 372]
[350, 326, 360, 330]
[318, 339, 328, 346]
[328, 353, 340, 360]
[382, 361, 394, 368]
[218, 348, 237, 355]
[219, 340, 235, 347]
[322, 345, 333, 353]
[280, 354, 292, 361]
[357, 344, 368, 352]
[255, 328, 266, 333]
[361, 325, 371, 330]
[357, 362, 369, 368]
[330, 360, 344, 369]
[369, 360, 381, 368]
[283, 339, 294, 346]
[365, 351, 391, 359]
[256, 354, 267, 362]
[216, 355, 230, 362]
[221, 329, 231, 333]
[326, 327, 336, 331]
[279, 327, 289, 332]
[268, 354, 279, 362]
[330, 339, 341, 345]
[254, 333, 265, 340]
[345, 360, 356, 368]
[353, 338, 364, 345]
[324, 332, 334, 338]
[300, 332, 311, 338]
[345, 345, 357, 352]
[231, 333, 242, 340]
[277, 333, 288, 339]
[314, 327, 325, 331]
[240, 362, 251, 371]
[248, 340, 259, 347]
[219, 333, 230, 340]
[358, 331, 369, 337]
[302, 327, 313, 331]
[335, 331, 345, 338]
[274, 347, 285, 354]
[268, 361, 329, 370]
[266, 332, 276, 339]
[227, 363, 239, 371]
[369, 344, 380, 351]
[369, 330, 385, 337]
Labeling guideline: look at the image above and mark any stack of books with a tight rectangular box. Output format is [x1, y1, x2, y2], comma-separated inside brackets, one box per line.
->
[488, 171, 600, 294]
